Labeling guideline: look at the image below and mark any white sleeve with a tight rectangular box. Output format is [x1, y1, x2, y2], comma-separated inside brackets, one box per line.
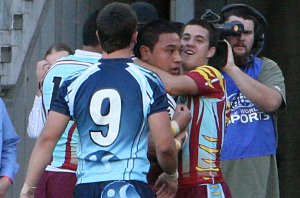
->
[27, 96, 46, 138]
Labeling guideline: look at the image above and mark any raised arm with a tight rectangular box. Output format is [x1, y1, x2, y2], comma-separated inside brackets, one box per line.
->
[134, 58, 198, 96]
[222, 40, 283, 112]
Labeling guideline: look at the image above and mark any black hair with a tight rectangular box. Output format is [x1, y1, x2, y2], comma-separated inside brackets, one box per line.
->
[170, 21, 184, 36]
[184, 19, 219, 48]
[130, 2, 159, 26]
[82, 10, 100, 47]
[44, 43, 73, 59]
[96, 3, 137, 54]
[134, 19, 178, 58]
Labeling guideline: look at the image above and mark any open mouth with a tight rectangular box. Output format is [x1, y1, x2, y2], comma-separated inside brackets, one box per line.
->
[170, 68, 180, 75]
[184, 50, 195, 55]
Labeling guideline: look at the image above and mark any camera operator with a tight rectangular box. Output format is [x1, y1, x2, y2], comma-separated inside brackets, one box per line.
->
[219, 4, 286, 198]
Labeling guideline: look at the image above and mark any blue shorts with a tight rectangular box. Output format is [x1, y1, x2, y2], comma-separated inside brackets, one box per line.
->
[74, 180, 155, 198]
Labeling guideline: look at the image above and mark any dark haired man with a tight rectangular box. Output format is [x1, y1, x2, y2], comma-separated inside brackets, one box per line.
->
[21, 3, 177, 198]
[135, 19, 231, 198]
[134, 19, 191, 190]
[130, 1, 159, 29]
[220, 4, 286, 198]
[26, 10, 102, 198]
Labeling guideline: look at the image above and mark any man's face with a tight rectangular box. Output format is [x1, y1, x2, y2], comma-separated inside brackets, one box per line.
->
[225, 16, 255, 62]
[141, 33, 182, 75]
[181, 25, 215, 72]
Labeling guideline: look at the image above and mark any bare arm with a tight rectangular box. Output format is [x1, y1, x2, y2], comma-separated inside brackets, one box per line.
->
[222, 41, 282, 112]
[134, 58, 198, 96]
[20, 111, 70, 197]
[148, 111, 178, 197]
[148, 111, 177, 175]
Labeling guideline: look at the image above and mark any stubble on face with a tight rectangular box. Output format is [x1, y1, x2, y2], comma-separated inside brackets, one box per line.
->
[226, 16, 255, 66]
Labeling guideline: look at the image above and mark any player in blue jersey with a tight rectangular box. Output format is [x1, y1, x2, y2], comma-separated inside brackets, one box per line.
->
[21, 3, 178, 198]
[25, 10, 102, 198]
[27, 44, 73, 138]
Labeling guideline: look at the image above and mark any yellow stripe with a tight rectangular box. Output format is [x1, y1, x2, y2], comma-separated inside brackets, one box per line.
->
[199, 144, 219, 154]
[203, 135, 218, 142]
[203, 158, 216, 163]
[195, 166, 220, 172]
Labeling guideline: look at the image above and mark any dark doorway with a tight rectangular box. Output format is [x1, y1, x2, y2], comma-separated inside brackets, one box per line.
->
[101, 0, 170, 20]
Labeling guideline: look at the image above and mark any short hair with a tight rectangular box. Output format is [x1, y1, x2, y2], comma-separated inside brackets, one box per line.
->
[96, 3, 137, 54]
[184, 19, 219, 48]
[170, 21, 184, 36]
[222, 8, 260, 35]
[82, 10, 100, 47]
[44, 43, 73, 59]
[130, 2, 159, 26]
[134, 19, 178, 58]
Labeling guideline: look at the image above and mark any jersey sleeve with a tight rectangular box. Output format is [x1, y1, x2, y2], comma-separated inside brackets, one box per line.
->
[186, 65, 226, 99]
[50, 79, 71, 117]
[259, 57, 286, 110]
[148, 75, 169, 116]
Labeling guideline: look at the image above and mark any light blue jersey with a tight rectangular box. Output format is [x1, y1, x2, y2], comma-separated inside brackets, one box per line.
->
[51, 58, 168, 184]
[42, 49, 101, 171]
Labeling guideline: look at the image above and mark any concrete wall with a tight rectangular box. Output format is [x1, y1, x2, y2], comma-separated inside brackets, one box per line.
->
[3, 0, 102, 196]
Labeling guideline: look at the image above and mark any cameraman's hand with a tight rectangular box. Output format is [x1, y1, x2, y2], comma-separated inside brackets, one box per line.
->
[222, 39, 237, 73]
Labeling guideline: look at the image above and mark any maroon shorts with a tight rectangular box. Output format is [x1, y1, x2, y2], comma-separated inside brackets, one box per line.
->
[176, 183, 232, 198]
[34, 171, 77, 198]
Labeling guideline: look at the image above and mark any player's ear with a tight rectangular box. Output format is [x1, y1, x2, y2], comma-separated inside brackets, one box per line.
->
[131, 31, 138, 43]
[96, 30, 100, 44]
[207, 46, 216, 58]
[140, 46, 151, 61]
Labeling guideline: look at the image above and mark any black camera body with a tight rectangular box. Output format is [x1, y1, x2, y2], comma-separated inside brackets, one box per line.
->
[202, 4, 268, 68]
[201, 9, 242, 68]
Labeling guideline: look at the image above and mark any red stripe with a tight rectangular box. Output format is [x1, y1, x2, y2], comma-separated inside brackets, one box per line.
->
[61, 123, 77, 170]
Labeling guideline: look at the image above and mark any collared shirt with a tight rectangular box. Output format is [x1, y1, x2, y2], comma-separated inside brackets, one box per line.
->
[0, 98, 20, 182]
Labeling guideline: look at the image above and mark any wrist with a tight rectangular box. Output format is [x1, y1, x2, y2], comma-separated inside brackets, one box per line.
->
[165, 170, 179, 181]
[223, 63, 239, 75]
[1, 176, 13, 183]
[20, 183, 37, 196]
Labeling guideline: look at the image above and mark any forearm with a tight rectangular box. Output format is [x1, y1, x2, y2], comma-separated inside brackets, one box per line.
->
[23, 136, 56, 187]
[148, 112, 178, 175]
[224, 66, 282, 112]
[134, 58, 197, 96]
[23, 111, 69, 191]
[155, 144, 177, 175]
